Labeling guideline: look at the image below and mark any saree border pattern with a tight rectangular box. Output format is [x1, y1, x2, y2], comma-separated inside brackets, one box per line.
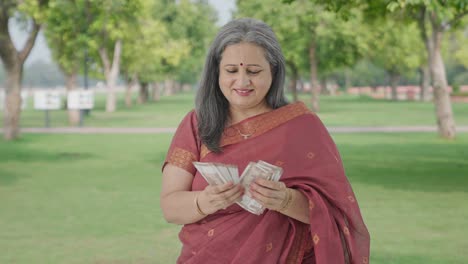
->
[285, 223, 312, 264]
[200, 102, 313, 159]
[168, 147, 198, 173]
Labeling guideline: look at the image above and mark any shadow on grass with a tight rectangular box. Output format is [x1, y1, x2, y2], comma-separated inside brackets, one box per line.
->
[370, 251, 466, 264]
[371, 252, 464, 264]
[341, 140, 468, 193]
[0, 145, 95, 163]
[0, 168, 25, 186]
[0, 136, 95, 186]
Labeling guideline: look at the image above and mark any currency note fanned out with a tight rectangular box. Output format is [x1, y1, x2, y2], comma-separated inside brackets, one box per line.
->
[193, 160, 283, 215]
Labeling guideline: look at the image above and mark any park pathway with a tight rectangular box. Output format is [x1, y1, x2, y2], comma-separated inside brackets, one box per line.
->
[5, 125, 468, 134]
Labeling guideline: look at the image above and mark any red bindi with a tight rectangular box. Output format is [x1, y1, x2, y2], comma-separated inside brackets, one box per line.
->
[240, 63, 244, 66]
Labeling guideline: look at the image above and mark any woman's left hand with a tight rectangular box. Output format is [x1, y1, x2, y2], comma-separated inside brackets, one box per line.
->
[249, 178, 289, 211]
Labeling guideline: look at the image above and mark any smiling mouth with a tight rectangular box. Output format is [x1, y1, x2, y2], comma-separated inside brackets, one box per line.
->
[234, 89, 254, 96]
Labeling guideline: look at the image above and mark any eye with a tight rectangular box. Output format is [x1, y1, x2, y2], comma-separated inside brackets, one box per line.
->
[247, 70, 261, 75]
[225, 67, 237, 73]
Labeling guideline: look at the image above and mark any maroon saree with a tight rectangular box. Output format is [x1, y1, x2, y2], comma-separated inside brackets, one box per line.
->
[163, 101, 370, 264]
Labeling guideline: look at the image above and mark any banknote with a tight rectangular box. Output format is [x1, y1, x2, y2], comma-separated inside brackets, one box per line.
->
[236, 161, 284, 215]
[193, 161, 283, 215]
[193, 162, 227, 185]
[256, 161, 283, 181]
[213, 163, 239, 184]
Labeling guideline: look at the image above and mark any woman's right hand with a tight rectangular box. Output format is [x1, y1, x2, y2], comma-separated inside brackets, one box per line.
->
[197, 182, 244, 215]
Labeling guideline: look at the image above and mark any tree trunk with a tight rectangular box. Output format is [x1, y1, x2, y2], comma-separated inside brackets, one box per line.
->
[65, 72, 80, 126]
[289, 63, 298, 102]
[389, 72, 400, 101]
[298, 79, 304, 93]
[419, 64, 431, 101]
[330, 79, 339, 96]
[99, 39, 122, 113]
[174, 82, 181, 93]
[290, 77, 298, 102]
[344, 68, 351, 92]
[416, 11, 432, 103]
[105, 74, 117, 112]
[418, 8, 455, 138]
[430, 27, 456, 139]
[320, 78, 327, 95]
[182, 83, 192, 92]
[0, 15, 41, 140]
[164, 79, 174, 96]
[138, 82, 149, 104]
[309, 41, 320, 112]
[3, 65, 22, 139]
[152, 82, 161, 102]
[124, 77, 132, 108]
[125, 85, 133, 107]
[125, 74, 137, 107]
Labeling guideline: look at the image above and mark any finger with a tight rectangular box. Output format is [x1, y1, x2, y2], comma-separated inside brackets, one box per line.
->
[255, 178, 285, 191]
[250, 182, 282, 199]
[220, 188, 245, 208]
[212, 184, 244, 202]
[207, 181, 235, 194]
[250, 189, 282, 208]
[226, 185, 244, 201]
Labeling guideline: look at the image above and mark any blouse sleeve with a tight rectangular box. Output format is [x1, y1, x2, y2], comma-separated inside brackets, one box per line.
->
[162, 110, 200, 175]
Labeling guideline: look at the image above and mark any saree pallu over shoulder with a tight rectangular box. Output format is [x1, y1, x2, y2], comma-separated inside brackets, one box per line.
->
[200, 102, 313, 159]
[163, 102, 370, 264]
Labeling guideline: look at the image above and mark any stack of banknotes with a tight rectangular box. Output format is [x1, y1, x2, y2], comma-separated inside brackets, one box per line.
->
[193, 161, 283, 215]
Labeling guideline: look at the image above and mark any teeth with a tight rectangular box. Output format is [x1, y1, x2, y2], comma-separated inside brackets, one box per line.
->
[236, 89, 251, 94]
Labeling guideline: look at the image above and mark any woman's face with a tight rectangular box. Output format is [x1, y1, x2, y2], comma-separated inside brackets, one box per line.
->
[219, 42, 273, 114]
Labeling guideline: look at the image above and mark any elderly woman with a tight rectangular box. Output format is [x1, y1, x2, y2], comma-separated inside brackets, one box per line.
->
[160, 18, 370, 264]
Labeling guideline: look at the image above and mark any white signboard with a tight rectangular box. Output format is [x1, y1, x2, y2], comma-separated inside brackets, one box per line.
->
[34, 90, 62, 110]
[21, 91, 28, 109]
[68, 90, 94, 110]
[0, 90, 28, 110]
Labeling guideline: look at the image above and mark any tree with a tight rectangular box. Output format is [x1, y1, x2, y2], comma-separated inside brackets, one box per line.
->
[119, 0, 171, 105]
[348, 60, 387, 88]
[153, 0, 213, 96]
[453, 27, 468, 69]
[44, 0, 88, 125]
[86, 0, 142, 112]
[22, 60, 65, 87]
[399, 1, 467, 139]
[238, 0, 367, 111]
[367, 19, 422, 100]
[0, 0, 49, 140]
[301, 0, 468, 138]
[120, 0, 194, 104]
[170, 0, 218, 87]
[236, 0, 309, 102]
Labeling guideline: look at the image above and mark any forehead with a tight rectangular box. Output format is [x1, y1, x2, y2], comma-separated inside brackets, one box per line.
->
[220, 42, 268, 65]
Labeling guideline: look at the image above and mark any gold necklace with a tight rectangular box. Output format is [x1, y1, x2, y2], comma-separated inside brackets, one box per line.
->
[235, 126, 256, 139]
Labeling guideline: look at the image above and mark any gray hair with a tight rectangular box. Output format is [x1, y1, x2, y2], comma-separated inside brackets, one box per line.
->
[195, 18, 288, 153]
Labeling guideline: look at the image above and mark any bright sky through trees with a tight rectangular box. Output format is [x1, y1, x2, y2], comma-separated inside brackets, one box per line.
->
[8, 0, 235, 66]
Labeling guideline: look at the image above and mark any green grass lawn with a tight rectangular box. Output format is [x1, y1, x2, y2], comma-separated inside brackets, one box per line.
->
[1, 133, 467, 263]
[9, 91, 468, 128]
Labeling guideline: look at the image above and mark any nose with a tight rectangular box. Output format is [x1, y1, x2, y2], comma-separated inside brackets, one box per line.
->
[236, 71, 251, 87]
